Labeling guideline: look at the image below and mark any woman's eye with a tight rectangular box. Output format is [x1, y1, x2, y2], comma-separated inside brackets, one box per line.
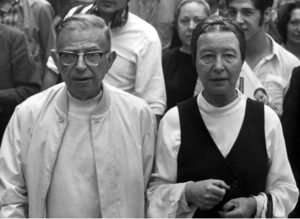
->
[201, 54, 214, 63]
[180, 20, 189, 25]
[194, 18, 203, 24]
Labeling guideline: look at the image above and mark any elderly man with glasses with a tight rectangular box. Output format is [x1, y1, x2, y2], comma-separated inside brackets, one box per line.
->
[0, 14, 156, 218]
[42, 0, 166, 123]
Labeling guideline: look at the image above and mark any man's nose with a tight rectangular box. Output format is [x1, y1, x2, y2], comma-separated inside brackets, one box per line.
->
[75, 54, 87, 71]
[235, 12, 244, 24]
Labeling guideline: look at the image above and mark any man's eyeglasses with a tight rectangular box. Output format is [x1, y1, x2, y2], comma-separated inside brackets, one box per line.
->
[58, 51, 109, 66]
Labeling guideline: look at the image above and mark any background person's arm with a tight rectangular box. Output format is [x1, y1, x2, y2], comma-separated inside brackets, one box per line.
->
[0, 108, 28, 218]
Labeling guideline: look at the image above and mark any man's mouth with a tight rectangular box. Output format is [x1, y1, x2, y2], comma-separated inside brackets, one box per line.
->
[211, 78, 227, 81]
[99, 1, 114, 6]
[73, 77, 91, 82]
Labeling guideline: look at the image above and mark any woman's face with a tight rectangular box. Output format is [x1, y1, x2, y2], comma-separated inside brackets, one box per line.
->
[177, 2, 209, 53]
[254, 90, 269, 104]
[287, 8, 300, 45]
[196, 31, 243, 106]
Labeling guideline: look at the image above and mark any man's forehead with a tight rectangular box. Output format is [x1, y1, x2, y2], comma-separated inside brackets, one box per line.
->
[228, 0, 255, 8]
[59, 27, 105, 40]
[57, 28, 108, 50]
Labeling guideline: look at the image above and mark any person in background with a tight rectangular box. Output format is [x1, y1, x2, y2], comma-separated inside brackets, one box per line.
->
[218, 0, 228, 16]
[282, 65, 300, 218]
[254, 87, 270, 104]
[204, 0, 218, 14]
[42, 0, 166, 122]
[0, 23, 41, 143]
[0, 14, 156, 218]
[153, 0, 181, 50]
[128, 0, 159, 26]
[278, 0, 299, 8]
[147, 16, 298, 218]
[277, 1, 300, 59]
[254, 87, 279, 114]
[0, 0, 56, 79]
[264, 0, 282, 43]
[227, 0, 300, 116]
[47, 0, 94, 30]
[155, 0, 223, 50]
[163, 0, 211, 111]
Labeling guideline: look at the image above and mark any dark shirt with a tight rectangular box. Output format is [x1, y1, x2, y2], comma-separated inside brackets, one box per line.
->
[163, 47, 197, 111]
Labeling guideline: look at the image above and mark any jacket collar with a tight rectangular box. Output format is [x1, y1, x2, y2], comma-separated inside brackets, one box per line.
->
[55, 83, 112, 119]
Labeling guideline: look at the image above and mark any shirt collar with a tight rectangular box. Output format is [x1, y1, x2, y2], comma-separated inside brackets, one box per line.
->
[55, 83, 111, 119]
[264, 34, 280, 62]
[197, 89, 244, 115]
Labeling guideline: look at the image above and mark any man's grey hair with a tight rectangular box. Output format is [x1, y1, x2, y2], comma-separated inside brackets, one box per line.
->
[56, 14, 112, 50]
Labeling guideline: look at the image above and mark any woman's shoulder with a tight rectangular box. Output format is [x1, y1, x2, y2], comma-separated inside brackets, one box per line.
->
[163, 47, 180, 58]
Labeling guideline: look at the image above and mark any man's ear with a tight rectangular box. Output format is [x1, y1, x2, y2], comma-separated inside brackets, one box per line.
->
[50, 49, 58, 65]
[106, 51, 117, 69]
[263, 7, 272, 23]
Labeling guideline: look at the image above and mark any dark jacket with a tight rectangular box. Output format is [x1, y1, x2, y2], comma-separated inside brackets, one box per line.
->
[0, 23, 41, 139]
[282, 66, 300, 217]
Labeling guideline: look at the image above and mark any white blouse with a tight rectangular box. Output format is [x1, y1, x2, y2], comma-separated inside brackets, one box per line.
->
[147, 90, 298, 218]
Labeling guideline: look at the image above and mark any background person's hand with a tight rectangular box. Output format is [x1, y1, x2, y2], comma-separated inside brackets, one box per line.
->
[185, 179, 230, 210]
[219, 197, 257, 218]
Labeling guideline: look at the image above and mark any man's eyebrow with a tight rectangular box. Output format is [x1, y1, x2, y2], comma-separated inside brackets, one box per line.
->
[241, 8, 256, 12]
[63, 46, 103, 52]
[228, 6, 255, 11]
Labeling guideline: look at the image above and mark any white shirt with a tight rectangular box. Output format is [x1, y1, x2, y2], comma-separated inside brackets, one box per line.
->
[106, 12, 166, 115]
[251, 35, 300, 115]
[46, 92, 102, 218]
[147, 91, 298, 218]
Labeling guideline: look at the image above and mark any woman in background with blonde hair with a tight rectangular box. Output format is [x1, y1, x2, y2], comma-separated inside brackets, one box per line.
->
[162, 0, 211, 111]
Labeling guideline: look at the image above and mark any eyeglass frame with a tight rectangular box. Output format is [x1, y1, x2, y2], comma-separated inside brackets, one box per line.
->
[56, 50, 110, 67]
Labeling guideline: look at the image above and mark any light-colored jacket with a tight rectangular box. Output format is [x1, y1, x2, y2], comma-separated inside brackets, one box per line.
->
[0, 83, 156, 218]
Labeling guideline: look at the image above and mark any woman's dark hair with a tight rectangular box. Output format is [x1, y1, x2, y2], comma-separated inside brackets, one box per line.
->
[227, 0, 273, 15]
[191, 16, 246, 65]
[277, 1, 300, 44]
[254, 87, 268, 96]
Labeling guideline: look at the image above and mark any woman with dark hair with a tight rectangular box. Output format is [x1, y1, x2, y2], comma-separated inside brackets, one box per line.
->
[147, 16, 298, 218]
[277, 1, 300, 59]
[162, 0, 211, 111]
